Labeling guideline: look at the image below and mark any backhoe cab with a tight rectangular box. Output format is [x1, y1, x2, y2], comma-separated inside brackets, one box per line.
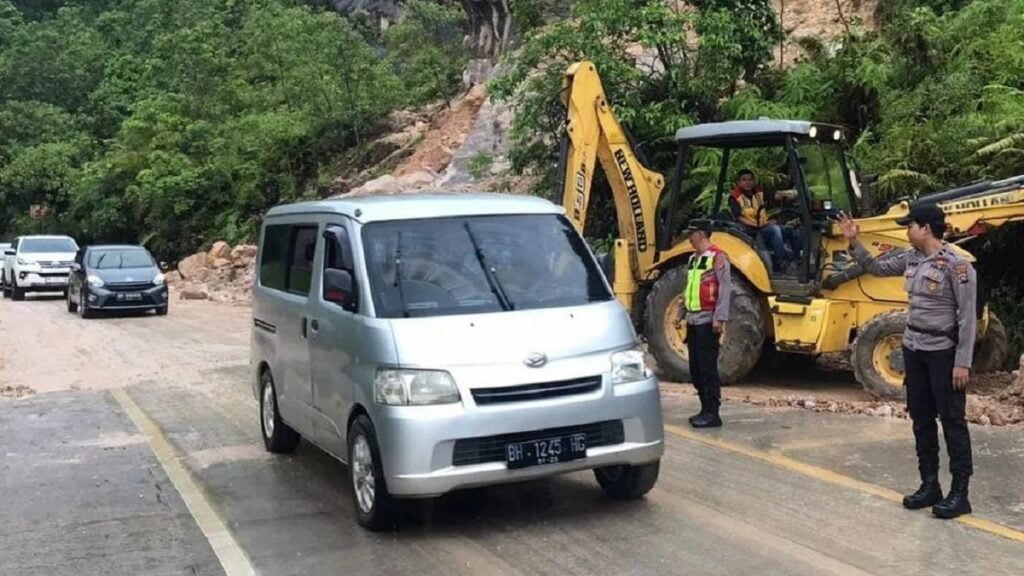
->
[560, 61, 1019, 399]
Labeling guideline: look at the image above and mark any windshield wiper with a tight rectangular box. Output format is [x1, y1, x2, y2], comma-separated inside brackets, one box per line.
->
[393, 232, 410, 318]
[463, 222, 513, 311]
[95, 253, 108, 269]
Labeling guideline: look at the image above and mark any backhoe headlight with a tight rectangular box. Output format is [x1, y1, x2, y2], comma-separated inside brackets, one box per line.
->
[611, 348, 651, 385]
[374, 369, 461, 406]
[87, 275, 104, 288]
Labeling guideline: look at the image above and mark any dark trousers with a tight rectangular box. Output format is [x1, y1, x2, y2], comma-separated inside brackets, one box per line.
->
[687, 322, 722, 414]
[903, 346, 973, 478]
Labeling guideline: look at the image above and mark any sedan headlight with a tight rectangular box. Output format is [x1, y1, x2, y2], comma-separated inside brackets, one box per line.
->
[153, 273, 166, 286]
[87, 274, 105, 288]
[611, 348, 651, 385]
[374, 369, 461, 406]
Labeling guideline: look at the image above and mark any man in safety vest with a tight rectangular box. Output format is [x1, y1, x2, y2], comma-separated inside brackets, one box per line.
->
[674, 219, 731, 428]
[729, 169, 799, 272]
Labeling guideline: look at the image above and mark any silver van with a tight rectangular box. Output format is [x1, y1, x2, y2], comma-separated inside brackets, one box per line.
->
[251, 193, 664, 530]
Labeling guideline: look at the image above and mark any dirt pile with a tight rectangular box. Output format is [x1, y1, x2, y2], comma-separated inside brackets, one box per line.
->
[735, 368, 1024, 426]
[0, 384, 34, 399]
[168, 241, 257, 304]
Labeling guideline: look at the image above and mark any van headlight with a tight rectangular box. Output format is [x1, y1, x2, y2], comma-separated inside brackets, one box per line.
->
[16, 257, 36, 267]
[87, 275, 104, 288]
[374, 369, 461, 406]
[153, 273, 165, 286]
[611, 348, 651, 385]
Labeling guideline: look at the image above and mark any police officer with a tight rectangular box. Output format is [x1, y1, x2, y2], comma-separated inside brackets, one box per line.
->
[675, 220, 731, 428]
[838, 204, 977, 519]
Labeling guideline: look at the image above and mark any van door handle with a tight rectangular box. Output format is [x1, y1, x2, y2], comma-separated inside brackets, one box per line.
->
[309, 319, 319, 335]
[301, 317, 308, 339]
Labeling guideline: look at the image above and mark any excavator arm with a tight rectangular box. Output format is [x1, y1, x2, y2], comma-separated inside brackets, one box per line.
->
[559, 61, 666, 292]
[852, 175, 1024, 241]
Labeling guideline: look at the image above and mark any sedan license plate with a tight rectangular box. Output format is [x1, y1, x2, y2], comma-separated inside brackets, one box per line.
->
[506, 433, 587, 469]
[117, 292, 143, 301]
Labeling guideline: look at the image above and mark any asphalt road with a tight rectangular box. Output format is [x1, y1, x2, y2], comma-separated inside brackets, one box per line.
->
[2, 293, 1023, 576]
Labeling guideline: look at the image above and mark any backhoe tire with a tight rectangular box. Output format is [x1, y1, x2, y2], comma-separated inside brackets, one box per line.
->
[972, 312, 1009, 374]
[852, 311, 908, 400]
[644, 265, 765, 384]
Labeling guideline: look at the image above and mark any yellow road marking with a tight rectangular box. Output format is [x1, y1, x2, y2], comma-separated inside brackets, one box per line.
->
[665, 423, 1024, 545]
[111, 388, 256, 576]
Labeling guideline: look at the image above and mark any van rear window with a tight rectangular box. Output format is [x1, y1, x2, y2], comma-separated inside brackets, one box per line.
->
[260, 224, 318, 295]
[260, 226, 290, 291]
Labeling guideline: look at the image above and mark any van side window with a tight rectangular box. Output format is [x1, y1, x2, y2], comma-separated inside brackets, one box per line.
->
[259, 224, 317, 295]
[287, 226, 317, 295]
[260, 225, 290, 291]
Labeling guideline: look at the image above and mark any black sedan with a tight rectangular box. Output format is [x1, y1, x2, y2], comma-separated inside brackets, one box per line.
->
[67, 245, 169, 318]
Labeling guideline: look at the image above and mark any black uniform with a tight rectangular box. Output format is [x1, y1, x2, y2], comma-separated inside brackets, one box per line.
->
[850, 205, 978, 518]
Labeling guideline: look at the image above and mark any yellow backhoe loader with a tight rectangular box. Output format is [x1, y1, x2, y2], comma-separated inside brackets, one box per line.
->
[559, 61, 1024, 398]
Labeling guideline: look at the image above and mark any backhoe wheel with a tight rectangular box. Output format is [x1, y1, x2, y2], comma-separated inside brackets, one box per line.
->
[852, 311, 908, 400]
[644, 265, 766, 384]
[972, 312, 1009, 373]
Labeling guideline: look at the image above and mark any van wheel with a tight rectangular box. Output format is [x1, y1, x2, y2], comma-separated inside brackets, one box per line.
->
[155, 304, 168, 316]
[348, 415, 394, 531]
[260, 370, 300, 453]
[67, 289, 78, 313]
[594, 460, 660, 500]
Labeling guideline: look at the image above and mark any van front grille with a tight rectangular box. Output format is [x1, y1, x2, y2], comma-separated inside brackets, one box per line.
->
[471, 376, 602, 405]
[452, 420, 624, 466]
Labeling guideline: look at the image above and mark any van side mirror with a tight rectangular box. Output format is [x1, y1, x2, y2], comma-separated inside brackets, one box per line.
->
[324, 268, 357, 312]
[71, 262, 82, 272]
[159, 261, 168, 271]
[3, 249, 13, 256]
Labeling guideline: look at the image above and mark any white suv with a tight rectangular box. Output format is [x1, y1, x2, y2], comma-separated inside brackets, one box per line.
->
[2, 235, 79, 301]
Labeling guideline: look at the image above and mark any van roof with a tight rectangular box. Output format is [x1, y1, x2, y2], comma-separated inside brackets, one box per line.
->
[17, 235, 76, 239]
[265, 193, 562, 223]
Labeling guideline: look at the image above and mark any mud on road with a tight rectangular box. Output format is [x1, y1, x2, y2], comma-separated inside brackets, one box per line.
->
[4, 290, 1024, 576]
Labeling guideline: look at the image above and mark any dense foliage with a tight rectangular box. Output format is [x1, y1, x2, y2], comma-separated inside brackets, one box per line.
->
[494, 0, 1024, 362]
[0, 0, 465, 257]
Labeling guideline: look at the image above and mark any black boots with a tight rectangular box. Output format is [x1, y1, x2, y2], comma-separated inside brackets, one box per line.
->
[932, 475, 972, 519]
[902, 475, 943, 510]
[690, 410, 722, 428]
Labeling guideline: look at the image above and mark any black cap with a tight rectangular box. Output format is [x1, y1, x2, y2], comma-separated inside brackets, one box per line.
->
[686, 219, 713, 234]
[896, 203, 946, 229]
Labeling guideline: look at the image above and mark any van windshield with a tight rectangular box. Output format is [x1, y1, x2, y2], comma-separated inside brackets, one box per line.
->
[362, 214, 613, 318]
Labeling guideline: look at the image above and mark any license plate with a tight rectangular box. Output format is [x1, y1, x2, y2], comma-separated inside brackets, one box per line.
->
[45, 277, 65, 284]
[117, 292, 142, 301]
[506, 433, 587, 469]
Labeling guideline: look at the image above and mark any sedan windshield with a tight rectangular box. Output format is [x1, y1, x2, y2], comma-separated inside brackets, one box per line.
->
[88, 249, 155, 269]
[20, 238, 77, 253]
[362, 214, 613, 318]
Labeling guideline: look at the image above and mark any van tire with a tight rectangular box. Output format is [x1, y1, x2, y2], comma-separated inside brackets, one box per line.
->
[12, 279, 25, 301]
[155, 304, 168, 316]
[260, 370, 300, 453]
[67, 289, 78, 313]
[594, 460, 660, 500]
[348, 415, 395, 531]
